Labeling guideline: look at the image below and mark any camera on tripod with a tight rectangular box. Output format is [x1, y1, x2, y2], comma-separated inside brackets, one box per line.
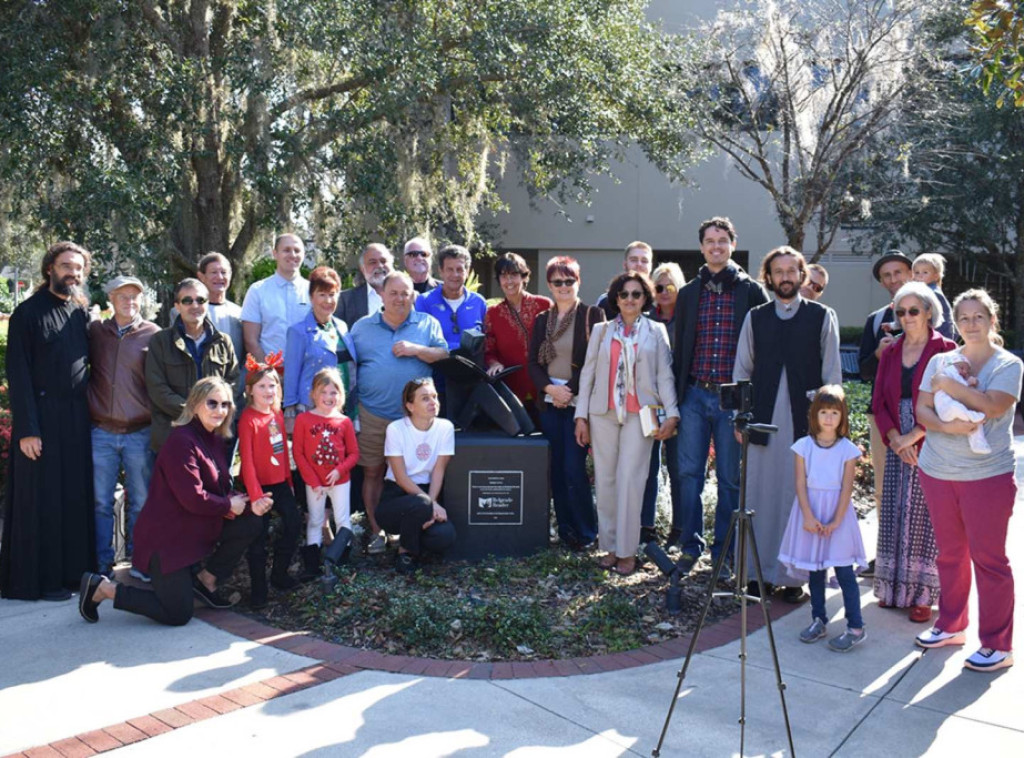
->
[718, 379, 752, 414]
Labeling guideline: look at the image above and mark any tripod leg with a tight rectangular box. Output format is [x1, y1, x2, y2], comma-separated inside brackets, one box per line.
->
[745, 523, 797, 757]
[652, 510, 741, 757]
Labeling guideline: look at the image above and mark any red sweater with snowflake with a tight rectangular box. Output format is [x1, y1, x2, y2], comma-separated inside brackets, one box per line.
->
[292, 412, 360, 487]
[238, 405, 293, 500]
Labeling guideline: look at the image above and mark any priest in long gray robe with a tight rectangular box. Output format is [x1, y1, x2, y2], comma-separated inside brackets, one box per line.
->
[733, 247, 842, 598]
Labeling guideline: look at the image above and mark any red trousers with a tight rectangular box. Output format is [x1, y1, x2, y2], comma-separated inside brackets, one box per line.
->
[919, 470, 1016, 651]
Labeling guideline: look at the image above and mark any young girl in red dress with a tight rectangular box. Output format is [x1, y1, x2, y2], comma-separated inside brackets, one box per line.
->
[292, 368, 359, 580]
[238, 353, 301, 608]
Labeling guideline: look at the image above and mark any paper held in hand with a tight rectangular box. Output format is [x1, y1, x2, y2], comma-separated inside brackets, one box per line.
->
[640, 405, 666, 437]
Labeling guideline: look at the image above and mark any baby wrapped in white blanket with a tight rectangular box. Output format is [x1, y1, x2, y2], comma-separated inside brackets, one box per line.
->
[934, 353, 990, 454]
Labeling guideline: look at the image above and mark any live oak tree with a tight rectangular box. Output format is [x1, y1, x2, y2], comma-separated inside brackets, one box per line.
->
[669, 0, 942, 260]
[0, 0, 696, 290]
[966, 0, 1024, 107]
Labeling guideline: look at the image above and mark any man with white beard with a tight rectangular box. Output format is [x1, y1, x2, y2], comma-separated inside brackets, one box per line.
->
[335, 243, 394, 328]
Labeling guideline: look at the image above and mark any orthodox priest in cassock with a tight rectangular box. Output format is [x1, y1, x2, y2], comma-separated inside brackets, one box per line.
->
[1, 242, 94, 601]
[732, 246, 842, 601]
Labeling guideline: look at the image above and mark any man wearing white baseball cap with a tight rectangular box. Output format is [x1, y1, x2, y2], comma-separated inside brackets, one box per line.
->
[87, 275, 160, 577]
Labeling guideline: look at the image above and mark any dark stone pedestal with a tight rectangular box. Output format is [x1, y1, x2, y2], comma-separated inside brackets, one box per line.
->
[442, 431, 550, 561]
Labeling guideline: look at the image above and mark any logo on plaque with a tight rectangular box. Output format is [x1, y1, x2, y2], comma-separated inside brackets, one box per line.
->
[468, 470, 523, 525]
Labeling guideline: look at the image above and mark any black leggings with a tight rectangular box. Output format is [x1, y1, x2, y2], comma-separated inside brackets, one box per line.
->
[375, 480, 456, 556]
[246, 481, 302, 572]
[113, 513, 261, 626]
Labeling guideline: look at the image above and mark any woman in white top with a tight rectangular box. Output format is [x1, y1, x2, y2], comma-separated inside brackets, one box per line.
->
[376, 378, 457, 572]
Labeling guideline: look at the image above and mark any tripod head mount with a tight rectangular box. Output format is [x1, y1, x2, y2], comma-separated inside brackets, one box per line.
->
[732, 411, 778, 436]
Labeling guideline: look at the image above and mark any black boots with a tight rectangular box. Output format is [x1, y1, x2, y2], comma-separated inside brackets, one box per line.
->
[298, 544, 322, 583]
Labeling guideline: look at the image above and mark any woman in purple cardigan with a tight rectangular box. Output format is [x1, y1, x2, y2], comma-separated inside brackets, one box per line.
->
[871, 282, 957, 623]
[78, 377, 267, 626]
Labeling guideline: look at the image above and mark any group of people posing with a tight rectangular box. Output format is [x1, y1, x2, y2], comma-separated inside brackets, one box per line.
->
[0, 220, 1017, 675]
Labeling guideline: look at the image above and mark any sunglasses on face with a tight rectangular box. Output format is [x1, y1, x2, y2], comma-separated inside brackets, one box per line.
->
[204, 399, 232, 411]
[549, 278, 577, 288]
[617, 290, 644, 301]
[895, 307, 921, 318]
[655, 284, 677, 294]
[405, 250, 429, 258]
[807, 281, 824, 294]
[179, 296, 208, 306]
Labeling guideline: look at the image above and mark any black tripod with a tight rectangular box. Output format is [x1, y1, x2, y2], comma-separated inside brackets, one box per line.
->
[652, 411, 796, 757]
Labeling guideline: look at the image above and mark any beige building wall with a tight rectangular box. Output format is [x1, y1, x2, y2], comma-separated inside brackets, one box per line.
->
[487, 0, 889, 330]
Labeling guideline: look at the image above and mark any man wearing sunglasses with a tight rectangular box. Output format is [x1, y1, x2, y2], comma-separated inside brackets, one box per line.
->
[800, 263, 829, 301]
[595, 241, 655, 319]
[146, 278, 239, 452]
[403, 237, 439, 294]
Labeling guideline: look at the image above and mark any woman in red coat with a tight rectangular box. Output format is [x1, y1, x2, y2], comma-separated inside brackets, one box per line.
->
[78, 377, 266, 626]
[871, 282, 956, 623]
[484, 252, 552, 415]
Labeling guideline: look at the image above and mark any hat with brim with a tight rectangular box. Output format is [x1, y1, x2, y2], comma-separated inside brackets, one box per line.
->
[104, 275, 144, 296]
[871, 250, 912, 282]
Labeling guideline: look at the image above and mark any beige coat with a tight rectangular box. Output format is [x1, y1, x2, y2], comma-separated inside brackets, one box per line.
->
[575, 317, 679, 421]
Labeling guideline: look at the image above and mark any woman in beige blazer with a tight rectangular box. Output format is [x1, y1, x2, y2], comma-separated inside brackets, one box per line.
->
[575, 272, 679, 574]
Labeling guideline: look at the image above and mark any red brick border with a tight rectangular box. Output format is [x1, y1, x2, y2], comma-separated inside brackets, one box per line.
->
[4, 595, 801, 757]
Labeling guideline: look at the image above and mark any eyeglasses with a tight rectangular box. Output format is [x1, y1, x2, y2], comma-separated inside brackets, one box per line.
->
[806, 281, 825, 294]
[894, 307, 922, 318]
[450, 311, 460, 335]
[204, 399, 232, 411]
[179, 296, 208, 306]
[617, 290, 644, 301]
[549, 278, 577, 288]
[405, 250, 429, 258]
[655, 284, 677, 294]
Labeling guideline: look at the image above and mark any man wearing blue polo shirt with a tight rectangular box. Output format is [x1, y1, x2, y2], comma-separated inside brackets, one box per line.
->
[414, 244, 487, 352]
[350, 271, 448, 553]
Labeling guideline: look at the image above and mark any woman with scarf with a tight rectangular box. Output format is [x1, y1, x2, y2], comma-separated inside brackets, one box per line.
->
[527, 257, 605, 551]
[575, 272, 679, 575]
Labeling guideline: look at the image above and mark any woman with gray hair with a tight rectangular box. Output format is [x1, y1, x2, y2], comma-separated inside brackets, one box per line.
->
[871, 281, 957, 623]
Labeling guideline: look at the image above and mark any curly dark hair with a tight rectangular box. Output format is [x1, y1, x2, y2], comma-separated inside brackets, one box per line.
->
[605, 271, 654, 316]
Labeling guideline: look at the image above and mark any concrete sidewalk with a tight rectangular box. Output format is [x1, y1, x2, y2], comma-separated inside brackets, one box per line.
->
[2, 452, 1023, 757]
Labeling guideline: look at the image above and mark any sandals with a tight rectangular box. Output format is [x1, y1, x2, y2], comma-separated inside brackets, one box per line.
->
[613, 558, 636, 575]
[598, 554, 618, 569]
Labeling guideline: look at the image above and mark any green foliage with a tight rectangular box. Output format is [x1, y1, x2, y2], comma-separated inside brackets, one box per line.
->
[839, 326, 864, 346]
[0, 0, 700, 288]
[966, 0, 1024, 107]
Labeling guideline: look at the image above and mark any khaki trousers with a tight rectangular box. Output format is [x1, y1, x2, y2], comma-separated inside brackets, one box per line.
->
[590, 411, 655, 558]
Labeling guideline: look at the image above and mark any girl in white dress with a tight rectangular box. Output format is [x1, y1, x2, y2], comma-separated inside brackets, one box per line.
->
[778, 385, 868, 652]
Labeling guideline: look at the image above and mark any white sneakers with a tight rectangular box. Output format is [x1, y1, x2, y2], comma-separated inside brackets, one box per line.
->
[915, 627, 966, 649]
[964, 648, 1014, 672]
[915, 628, 1014, 673]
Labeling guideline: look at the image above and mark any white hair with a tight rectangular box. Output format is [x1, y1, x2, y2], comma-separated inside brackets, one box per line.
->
[892, 281, 944, 330]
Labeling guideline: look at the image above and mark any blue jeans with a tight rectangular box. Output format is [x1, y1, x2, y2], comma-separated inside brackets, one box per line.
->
[809, 566, 863, 629]
[641, 436, 683, 531]
[676, 384, 740, 561]
[92, 426, 154, 572]
[540, 404, 597, 545]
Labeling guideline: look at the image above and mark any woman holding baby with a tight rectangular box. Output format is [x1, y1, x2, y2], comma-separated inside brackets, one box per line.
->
[872, 282, 956, 623]
[913, 289, 1021, 672]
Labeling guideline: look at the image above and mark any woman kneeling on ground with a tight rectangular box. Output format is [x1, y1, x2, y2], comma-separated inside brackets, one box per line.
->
[376, 378, 457, 573]
[78, 377, 268, 625]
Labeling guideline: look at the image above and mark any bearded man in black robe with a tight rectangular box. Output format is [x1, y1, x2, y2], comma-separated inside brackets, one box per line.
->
[1, 241, 93, 600]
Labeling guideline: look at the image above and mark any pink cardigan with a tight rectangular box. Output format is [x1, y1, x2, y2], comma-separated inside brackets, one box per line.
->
[872, 329, 956, 450]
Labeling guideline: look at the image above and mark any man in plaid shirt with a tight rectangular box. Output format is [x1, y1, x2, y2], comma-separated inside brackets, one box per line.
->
[670, 217, 768, 571]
